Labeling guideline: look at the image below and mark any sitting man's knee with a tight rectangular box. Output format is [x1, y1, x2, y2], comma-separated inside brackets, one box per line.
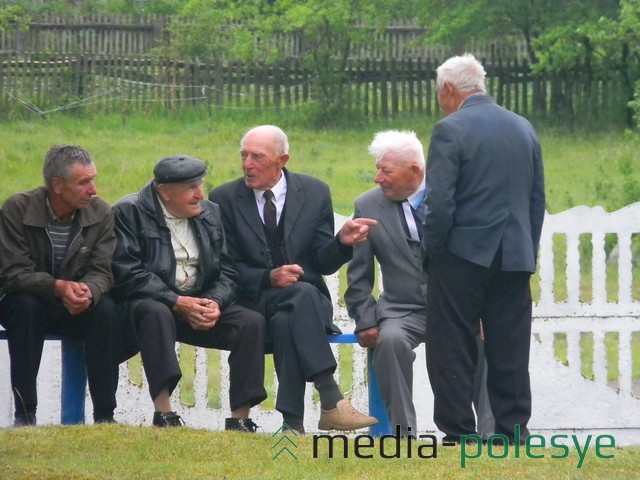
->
[377, 325, 410, 350]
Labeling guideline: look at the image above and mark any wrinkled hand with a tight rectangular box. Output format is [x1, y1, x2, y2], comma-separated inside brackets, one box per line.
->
[357, 326, 380, 348]
[55, 280, 93, 315]
[174, 296, 220, 330]
[270, 264, 304, 288]
[338, 218, 378, 246]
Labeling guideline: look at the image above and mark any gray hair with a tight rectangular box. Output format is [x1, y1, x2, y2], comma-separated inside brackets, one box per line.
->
[368, 130, 425, 170]
[436, 53, 487, 94]
[241, 125, 290, 156]
[42, 144, 94, 190]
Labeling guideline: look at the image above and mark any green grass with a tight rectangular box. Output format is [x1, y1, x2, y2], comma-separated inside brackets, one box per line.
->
[0, 111, 638, 214]
[1, 425, 639, 479]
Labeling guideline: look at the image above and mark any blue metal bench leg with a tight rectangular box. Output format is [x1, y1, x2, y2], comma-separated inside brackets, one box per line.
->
[60, 337, 87, 425]
[367, 348, 392, 436]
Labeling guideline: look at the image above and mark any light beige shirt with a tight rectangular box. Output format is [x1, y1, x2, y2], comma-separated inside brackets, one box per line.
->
[158, 196, 200, 291]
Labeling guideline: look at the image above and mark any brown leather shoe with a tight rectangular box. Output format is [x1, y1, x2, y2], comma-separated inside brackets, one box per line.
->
[281, 423, 304, 436]
[317, 399, 378, 431]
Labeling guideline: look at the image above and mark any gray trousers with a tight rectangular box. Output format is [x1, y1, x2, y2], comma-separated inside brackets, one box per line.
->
[372, 314, 495, 437]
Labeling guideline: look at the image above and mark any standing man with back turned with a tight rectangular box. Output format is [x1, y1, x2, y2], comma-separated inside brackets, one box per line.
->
[421, 54, 545, 444]
[0, 144, 121, 426]
[210, 125, 378, 434]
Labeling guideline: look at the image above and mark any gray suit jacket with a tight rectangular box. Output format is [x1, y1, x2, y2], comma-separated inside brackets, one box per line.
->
[209, 169, 351, 332]
[421, 94, 545, 272]
[345, 187, 427, 332]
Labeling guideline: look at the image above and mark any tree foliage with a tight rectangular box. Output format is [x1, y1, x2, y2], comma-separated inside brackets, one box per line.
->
[0, 4, 30, 33]
[167, 0, 411, 122]
[413, 0, 620, 65]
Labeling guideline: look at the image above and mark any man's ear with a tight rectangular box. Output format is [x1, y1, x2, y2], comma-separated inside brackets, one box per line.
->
[156, 183, 170, 201]
[278, 153, 290, 168]
[51, 176, 63, 194]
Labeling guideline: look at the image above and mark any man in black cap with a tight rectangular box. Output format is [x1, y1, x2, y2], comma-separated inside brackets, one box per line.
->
[111, 154, 267, 430]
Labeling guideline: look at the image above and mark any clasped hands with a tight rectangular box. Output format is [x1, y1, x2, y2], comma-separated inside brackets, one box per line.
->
[174, 296, 221, 330]
[55, 279, 93, 315]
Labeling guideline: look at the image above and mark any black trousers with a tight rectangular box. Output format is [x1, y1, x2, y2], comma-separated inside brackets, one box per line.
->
[0, 293, 120, 420]
[131, 300, 267, 412]
[425, 250, 532, 440]
[251, 282, 337, 420]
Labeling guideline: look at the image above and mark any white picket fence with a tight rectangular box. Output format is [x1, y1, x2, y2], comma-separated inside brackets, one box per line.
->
[1, 204, 640, 444]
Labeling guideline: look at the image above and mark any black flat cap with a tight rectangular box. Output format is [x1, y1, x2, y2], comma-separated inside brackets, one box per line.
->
[153, 154, 207, 184]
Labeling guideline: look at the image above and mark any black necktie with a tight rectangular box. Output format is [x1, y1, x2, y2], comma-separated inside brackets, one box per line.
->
[263, 190, 277, 235]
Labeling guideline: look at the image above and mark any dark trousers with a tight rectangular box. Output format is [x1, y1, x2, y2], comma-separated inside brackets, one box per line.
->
[0, 293, 120, 420]
[131, 300, 267, 412]
[425, 250, 532, 440]
[252, 282, 337, 420]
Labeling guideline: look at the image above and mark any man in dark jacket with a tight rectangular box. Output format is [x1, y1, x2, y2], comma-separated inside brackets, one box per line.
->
[210, 125, 378, 435]
[421, 54, 545, 444]
[0, 144, 121, 426]
[111, 154, 267, 430]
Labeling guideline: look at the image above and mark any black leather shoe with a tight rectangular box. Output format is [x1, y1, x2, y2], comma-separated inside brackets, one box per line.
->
[225, 417, 259, 433]
[94, 417, 117, 424]
[152, 411, 184, 427]
[14, 413, 36, 427]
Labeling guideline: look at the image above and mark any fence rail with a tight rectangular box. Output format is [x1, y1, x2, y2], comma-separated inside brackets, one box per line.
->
[0, 54, 629, 124]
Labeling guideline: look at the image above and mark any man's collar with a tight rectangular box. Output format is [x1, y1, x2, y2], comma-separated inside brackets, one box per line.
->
[406, 177, 426, 209]
[253, 169, 287, 201]
[46, 197, 76, 222]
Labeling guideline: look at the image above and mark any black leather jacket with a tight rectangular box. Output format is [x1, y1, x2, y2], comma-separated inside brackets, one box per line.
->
[111, 181, 237, 309]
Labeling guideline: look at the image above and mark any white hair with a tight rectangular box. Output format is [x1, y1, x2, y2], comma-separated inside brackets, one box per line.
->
[436, 53, 487, 94]
[368, 130, 425, 170]
[240, 125, 290, 155]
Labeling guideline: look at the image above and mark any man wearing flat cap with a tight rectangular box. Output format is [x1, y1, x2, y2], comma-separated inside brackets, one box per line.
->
[111, 154, 267, 430]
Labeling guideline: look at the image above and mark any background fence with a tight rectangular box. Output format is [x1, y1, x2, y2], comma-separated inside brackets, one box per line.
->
[0, 15, 529, 60]
[0, 53, 629, 124]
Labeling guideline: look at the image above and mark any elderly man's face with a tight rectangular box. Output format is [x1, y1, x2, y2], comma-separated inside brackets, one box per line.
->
[158, 179, 205, 218]
[52, 162, 98, 214]
[374, 152, 422, 201]
[240, 130, 288, 190]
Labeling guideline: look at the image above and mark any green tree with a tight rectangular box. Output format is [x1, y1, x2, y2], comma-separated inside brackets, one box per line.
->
[0, 4, 30, 32]
[534, 0, 639, 125]
[168, 0, 411, 123]
[413, 0, 619, 65]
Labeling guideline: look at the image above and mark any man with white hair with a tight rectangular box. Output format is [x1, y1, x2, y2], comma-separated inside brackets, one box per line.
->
[346, 130, 493, 438]
[421, 54, 545, 444]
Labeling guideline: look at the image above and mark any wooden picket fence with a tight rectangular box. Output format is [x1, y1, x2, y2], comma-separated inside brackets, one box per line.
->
[0, 53, 629, 124]
[0, 15, 529, 61]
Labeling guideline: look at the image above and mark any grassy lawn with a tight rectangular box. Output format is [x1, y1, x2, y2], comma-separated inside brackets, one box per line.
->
[1, 425, 639, 479]
[0, 112, 638, 214]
